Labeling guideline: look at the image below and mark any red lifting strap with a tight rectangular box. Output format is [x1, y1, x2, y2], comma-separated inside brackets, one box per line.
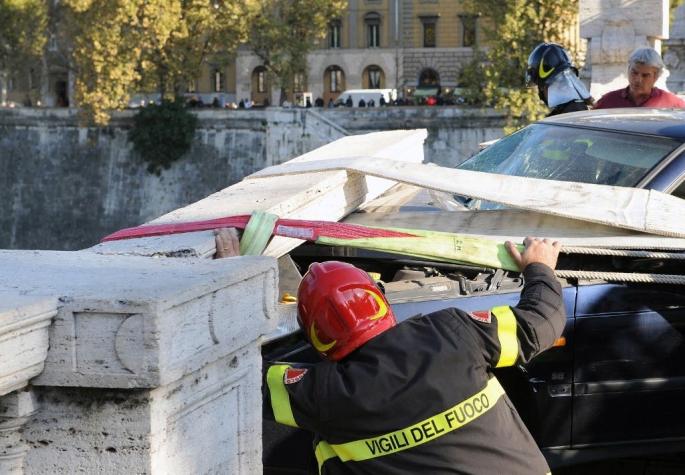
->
[101, 215, 416, 243]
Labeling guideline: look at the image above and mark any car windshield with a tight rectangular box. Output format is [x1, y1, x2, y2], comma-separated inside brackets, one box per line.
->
[456, 123, 681, 210]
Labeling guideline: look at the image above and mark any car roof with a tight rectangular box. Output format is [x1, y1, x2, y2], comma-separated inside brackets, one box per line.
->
[540, 108, 685, 141]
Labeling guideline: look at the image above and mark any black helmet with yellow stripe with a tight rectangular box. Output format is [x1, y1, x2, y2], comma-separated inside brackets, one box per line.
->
[526, 43, 574, 88]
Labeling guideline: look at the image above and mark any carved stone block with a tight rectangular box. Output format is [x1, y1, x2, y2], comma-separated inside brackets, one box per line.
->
[0, 296, 56, 397]
[0, 250, 276, 389]
[23, 346, 261, 474]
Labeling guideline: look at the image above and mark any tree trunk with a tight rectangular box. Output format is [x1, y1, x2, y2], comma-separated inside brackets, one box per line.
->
[0, 70, 7, 106]
[158, 65, 167, 103]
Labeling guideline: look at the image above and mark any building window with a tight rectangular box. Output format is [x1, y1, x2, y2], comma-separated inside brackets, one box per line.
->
[257, 69, 266, 93]
[293, 72, 305, 92]
[419, 68, 440, 87]
[459, 14, 478, 47]
[329, 20, 341, 48]
[48, 34, 58, 52]
[369, 69, 381, 88]
[252, 66, 270, 99]
[365, 12, 381, 48]
[363, 65, 384, 89]
[330, 67, 343, 92]
[421, 17, 437, 48]
[186, 80, 197, 93]
[324, 66, 345, 97]
[213, 69, 224, 92]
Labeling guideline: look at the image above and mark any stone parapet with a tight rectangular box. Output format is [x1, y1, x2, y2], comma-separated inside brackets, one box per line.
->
[23, 344, 261, 474]
[0, 107, 504, 251]
[0, 250, 276, 473]
[0, 391, 38, 475]
[0, 251, 276, 389]
[0, 296, 56, 397]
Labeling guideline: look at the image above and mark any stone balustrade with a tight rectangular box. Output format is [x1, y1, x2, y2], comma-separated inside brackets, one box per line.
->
[0, 250, 276, 474]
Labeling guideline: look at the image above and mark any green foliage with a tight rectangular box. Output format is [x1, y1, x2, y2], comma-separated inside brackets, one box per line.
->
[461, 0, 579, 133]
[62, 0, 255, 125]
[0, 0, 48, 95]
[248, 0, 346, 101]
[129, 100, 197, 175]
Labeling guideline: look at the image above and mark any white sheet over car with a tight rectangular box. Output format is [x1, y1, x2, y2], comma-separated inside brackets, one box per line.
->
[251, 156, 685, 240]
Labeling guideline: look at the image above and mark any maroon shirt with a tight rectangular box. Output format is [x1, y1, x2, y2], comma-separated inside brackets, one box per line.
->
[594, 86, 685, 109]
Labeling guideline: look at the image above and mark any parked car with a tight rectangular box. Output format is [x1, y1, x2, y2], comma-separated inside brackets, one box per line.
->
[335, 88, 397, 107]
[262, 108, 685, 473]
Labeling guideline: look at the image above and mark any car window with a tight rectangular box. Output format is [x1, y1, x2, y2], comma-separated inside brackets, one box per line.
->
[673, 180, 685, 200]
[457, 124, 681, 210]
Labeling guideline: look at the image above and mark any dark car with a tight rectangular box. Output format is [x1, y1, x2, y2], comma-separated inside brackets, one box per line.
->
[262, 108, 685, 473]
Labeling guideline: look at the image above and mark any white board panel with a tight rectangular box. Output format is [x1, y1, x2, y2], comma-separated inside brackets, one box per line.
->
[251, 157, 685, 238]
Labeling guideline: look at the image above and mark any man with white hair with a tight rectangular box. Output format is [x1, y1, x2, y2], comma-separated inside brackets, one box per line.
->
[594, 47, 685, 108]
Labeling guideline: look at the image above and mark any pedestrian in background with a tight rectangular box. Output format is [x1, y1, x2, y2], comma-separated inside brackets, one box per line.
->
[594, 47, 685, 109]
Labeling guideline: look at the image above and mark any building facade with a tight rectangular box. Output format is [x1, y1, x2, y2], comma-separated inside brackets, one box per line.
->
[236, 0, 483, 105]
[7, 1, 583, 109]
[16, 0, 482, 108]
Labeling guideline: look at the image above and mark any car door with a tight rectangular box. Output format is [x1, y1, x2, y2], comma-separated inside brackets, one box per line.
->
[572, 282, 685, 446]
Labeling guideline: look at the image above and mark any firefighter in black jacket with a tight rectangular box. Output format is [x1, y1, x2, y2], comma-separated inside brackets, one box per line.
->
[264, 237, 564, 474]
[526, 42, 593, 116]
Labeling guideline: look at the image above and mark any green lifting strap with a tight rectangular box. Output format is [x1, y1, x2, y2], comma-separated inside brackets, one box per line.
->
[317, 227, 522, 271]
[239, 211, 279, 255]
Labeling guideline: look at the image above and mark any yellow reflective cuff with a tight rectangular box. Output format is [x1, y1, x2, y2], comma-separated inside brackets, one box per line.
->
[266, 365, 299, 428]
[314, 377, 505, 466]
[492, 305, 519, 368]
[315, 440, 337, 475]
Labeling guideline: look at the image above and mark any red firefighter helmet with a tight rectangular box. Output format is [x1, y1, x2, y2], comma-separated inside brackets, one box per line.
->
[297, 261, 397, 361]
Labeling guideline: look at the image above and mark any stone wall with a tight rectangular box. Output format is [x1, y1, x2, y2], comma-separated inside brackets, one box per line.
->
[0, 106, 505, 251]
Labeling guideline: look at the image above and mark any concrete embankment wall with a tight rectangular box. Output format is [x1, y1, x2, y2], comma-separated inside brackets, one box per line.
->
[0, 107, 505, 251]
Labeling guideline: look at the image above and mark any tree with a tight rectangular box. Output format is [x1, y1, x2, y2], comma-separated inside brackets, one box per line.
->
[0, 0, 48, 106]
[248, 0, 346, 104]
[137, 0, 253, 100]
[61, 0, 255, 124]
[461, 0, 579, 132]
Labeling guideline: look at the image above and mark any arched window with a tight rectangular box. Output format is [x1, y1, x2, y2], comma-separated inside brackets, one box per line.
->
[364, 12, 381, 48]
[293, 72, 306, 93]
[254, 66, 268, 93]
[325, 66, 345, 93]
[418, 68, 440, 87]
[363, 65, 384, 89]
[324, 66, 345, 105]
[251, 66, 270, 105]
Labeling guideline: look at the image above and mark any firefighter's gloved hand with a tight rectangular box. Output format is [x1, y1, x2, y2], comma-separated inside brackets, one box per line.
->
[505, 236, 560, 271]
[214, 227, 241, 259]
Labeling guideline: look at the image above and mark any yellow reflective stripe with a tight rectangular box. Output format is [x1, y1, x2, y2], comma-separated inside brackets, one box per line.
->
[314, 377, 505, 467]
[266, 365, 299, 428]
[492, 305, 519, 368]
[315, 440, 337, 475]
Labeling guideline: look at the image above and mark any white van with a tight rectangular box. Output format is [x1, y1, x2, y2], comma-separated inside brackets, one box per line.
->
[336, 89, 397, 106]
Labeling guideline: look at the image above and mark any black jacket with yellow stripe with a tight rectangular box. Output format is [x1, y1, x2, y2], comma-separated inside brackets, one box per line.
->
[265, 263, 565, 474]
